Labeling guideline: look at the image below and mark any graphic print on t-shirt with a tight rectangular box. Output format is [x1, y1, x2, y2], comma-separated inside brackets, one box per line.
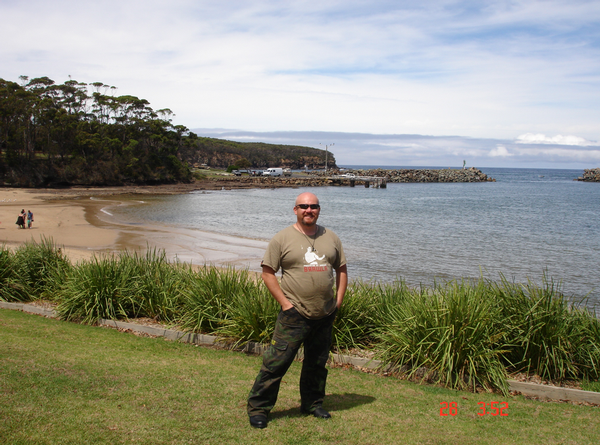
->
[303, 247, 328, 272]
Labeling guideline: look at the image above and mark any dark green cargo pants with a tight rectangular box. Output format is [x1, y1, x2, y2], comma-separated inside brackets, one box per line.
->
[247, 306, 336, 417]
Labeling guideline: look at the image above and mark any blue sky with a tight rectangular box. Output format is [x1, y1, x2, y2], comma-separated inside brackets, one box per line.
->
[2, 0, 600, 168]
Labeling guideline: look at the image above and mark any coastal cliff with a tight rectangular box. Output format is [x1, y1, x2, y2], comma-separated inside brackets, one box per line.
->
[576, 168, 600, 182]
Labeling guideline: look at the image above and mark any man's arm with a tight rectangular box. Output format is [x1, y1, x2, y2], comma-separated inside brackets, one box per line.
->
[261, 265, 294, 311]
[335, 264, 348, 310]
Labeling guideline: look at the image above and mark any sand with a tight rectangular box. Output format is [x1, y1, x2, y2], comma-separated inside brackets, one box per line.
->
[0, 186, 267, 270]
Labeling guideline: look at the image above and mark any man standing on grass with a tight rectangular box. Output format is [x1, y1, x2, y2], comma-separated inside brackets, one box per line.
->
[247, 192, 348, 429]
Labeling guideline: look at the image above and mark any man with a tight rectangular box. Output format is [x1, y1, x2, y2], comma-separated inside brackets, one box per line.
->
[247, 192, 348, 429]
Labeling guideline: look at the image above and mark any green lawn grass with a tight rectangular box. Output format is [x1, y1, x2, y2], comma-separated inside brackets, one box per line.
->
[1, 309, 599, 445]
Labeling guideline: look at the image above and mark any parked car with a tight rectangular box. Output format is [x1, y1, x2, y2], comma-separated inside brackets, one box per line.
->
[283, 168, 292, 176]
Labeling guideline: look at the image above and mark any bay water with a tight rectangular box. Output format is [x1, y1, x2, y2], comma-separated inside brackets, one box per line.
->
[107, 167, 600, 310]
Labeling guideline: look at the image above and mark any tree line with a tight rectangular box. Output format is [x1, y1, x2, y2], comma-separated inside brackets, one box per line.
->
[0, 76, 194, 186]
[0, 76, 334, 187]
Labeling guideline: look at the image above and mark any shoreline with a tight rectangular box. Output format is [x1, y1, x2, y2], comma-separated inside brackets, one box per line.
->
[0, 183, 267, 270]
[0, 187, 120, 263]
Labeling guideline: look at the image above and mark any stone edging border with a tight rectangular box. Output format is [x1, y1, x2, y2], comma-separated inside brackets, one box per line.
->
[2, 301, 599, 406]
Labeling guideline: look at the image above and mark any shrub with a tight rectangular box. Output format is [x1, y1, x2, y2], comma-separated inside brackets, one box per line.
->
[332, 280, 381, 351]
[375, 279, 510, 394]
[495, 275, 600, 381]
[56, 254, 140, 324]
[117, 248, 189, 322]
[0, 245, 27, 302]
[213, 269, 279, 344]
[177, 266, 255, 335]
[5, 237, 71, 302]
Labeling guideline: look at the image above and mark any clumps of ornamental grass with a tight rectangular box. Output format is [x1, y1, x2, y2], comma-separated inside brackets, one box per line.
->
[0, 237, 71, 302]
[332, 280, 388, 352]
[177, 266, 279, 344]
[375, 279, 510, 394]
[56, 254, 142, 324]
[210, 268, 279, 344]
[57, 248, 191, 324]
[177, 266, 245, 335]
[0, 244, 24, 302]
[492, 275, 600, 382]
[115, 248, 189, 322]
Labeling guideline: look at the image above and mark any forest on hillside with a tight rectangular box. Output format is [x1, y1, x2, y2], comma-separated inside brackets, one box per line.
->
[0, 76, 334, 187]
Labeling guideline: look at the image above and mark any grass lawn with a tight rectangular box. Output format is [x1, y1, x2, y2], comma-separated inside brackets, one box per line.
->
[1, 309, 599, 445]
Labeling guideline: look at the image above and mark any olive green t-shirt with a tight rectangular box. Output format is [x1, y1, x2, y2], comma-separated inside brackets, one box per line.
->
[262, 224, 346, 319]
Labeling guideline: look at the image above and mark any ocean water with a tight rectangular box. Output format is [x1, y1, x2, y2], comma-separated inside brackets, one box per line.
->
[107, 167, 600, 310]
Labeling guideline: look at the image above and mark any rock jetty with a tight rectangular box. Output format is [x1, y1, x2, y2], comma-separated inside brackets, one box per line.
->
[216, 176, 331, 188]
[316, 167, 495, 183]
[214, 167, 494, 189]
[576, 168, 600, 182]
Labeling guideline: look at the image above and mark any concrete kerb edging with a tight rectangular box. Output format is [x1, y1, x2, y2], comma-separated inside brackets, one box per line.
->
[2, 301, 600, 406]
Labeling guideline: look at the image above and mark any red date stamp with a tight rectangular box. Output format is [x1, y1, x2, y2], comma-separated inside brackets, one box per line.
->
[439, 401, 509, 416]
[439, 401, 458, 416]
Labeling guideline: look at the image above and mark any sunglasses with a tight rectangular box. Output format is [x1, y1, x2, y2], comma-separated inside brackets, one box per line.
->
[296, 204, 320, 209]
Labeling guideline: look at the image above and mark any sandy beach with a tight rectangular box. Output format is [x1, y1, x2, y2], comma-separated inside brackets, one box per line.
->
[0, 185, 267, 270]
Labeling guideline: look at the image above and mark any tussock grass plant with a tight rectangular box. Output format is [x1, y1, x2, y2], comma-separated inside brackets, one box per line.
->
[0, 244, 27, 302]
[211, 269, 279, 344]
[376, 279, 510, 394]
[332, 280, 380, 351]
[177, 266, 258, 336]
[493, 275, 600, 381]
[1, 237, 71, 302]
[116, 248, 189, 322]
[571, 309, 600, 379]
[57, 254, 141, 324]
[370, 279, 412, 320]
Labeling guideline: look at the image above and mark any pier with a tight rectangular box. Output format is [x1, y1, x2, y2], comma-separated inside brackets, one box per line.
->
[328, 175, 387, 188]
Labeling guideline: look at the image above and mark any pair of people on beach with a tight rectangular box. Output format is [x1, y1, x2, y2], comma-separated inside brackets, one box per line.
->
[16, 209, 33, 229]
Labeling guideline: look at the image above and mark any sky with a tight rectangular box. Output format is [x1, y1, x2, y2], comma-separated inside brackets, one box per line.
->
[2, 0, 600, 169]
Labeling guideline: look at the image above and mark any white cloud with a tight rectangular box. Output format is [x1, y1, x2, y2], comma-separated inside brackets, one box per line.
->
[516, 133, 598, 146]
[489, 145, 512, 158]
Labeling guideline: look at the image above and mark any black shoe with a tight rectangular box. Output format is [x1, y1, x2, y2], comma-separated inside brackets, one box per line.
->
[249, 415, 268, 429]
[302, 407, 331, 419]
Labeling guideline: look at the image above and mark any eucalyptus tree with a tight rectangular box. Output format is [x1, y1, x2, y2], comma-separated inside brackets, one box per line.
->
[0, 75, 192, 186]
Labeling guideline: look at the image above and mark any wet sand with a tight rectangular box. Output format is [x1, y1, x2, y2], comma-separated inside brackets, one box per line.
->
[0, 185, 267, 270]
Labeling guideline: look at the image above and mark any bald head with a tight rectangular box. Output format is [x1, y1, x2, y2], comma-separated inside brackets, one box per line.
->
[295, 192, 319, 206]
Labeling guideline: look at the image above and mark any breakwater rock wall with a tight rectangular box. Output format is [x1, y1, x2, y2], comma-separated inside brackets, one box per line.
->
[215, 176, 331, 188]
[316, 167, 495, 183]
[576, 168, 600, 182]
[213, 168, 494, 189]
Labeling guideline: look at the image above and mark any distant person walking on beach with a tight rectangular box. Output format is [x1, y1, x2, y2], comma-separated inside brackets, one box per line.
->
[247, 192, 347, 429]
[27, 210, 34, 229]
[16, 209, 26, 229]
